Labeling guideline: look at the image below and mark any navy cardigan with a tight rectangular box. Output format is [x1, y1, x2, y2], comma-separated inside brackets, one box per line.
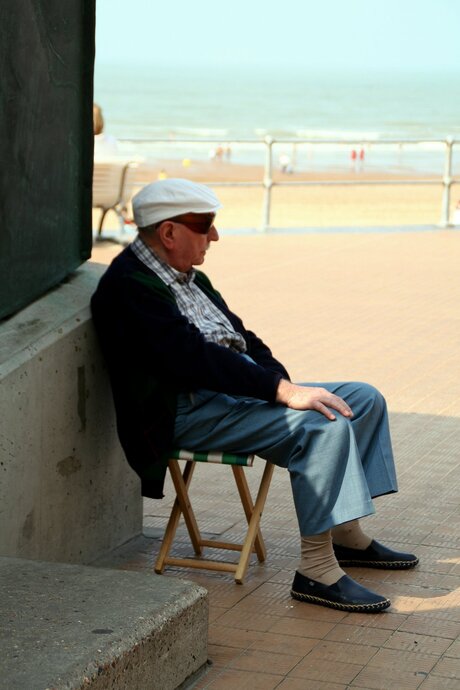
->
[90, 247, 289, 498]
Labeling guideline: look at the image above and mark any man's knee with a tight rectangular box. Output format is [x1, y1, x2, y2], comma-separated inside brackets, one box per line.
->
[346, 381, 386, 417]
[320, 414, 353, 448]
[360, 382, 386, 412]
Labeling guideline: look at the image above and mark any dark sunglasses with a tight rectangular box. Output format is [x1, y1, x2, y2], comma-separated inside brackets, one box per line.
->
[169, 212, 216, 235]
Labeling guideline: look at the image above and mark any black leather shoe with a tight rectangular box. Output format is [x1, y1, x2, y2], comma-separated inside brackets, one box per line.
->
[333, 540, 419, 570]
[290, 571, 391, 613]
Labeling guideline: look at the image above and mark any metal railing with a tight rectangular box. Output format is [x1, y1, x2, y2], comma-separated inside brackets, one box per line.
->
[119, 136, 459, 231]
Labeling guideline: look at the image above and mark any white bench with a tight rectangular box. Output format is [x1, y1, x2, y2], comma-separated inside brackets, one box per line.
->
[92, 160, 139, 239]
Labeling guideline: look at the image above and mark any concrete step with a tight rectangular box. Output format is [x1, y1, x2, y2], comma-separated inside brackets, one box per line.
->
[1, 557, 208, 690]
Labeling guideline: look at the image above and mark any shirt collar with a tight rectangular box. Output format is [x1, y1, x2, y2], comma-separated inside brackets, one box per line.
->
[132, 235, 196, 286]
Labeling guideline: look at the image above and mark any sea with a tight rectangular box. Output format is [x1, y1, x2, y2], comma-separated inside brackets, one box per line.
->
[94, 63, 460, 175]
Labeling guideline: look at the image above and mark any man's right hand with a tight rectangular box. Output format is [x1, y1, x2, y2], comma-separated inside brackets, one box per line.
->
[276, 379, 353, 421]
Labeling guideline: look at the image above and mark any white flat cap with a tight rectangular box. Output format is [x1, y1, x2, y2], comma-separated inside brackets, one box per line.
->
[132, 178, 222, 228]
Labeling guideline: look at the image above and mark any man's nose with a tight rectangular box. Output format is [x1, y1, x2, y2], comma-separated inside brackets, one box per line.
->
[209, 225, 219, 241]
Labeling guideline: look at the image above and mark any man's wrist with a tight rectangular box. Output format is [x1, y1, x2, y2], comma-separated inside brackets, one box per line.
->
[276, 378, 293, 404]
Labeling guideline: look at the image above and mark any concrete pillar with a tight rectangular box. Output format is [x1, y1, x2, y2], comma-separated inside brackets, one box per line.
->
[0, 262, 142, 563]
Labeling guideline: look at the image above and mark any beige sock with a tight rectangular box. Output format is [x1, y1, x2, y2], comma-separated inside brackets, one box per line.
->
[298, 530, 345, 586]
[331, 519, 372, 550]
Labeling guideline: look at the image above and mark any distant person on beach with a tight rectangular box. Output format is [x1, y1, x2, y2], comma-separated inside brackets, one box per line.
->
[93, 103, 118, 158]
[209, 145, 224, 161]
[454, 200, 460, 226]
[279, 153, 293, 173]
[350, 148, 357, 170]
[91, 178, 418, 614]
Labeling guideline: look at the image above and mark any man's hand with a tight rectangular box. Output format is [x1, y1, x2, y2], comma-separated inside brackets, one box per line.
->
[276, 379, 353, 421]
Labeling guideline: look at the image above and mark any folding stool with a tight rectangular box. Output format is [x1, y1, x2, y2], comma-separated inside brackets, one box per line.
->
[154, 449, 274, 583]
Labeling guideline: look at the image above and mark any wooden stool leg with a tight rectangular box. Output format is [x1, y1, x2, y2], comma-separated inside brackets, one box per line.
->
[154, 460, 201, 574]
[232, 465, 265, 561]
[168, 460, 203, 554]
[234, 461, 275, 584]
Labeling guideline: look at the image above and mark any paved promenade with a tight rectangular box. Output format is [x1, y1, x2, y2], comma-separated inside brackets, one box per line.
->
[92, 228, 460, 690]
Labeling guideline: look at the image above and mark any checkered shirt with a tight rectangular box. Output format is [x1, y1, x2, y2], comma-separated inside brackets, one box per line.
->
[131, 237, 247, 353]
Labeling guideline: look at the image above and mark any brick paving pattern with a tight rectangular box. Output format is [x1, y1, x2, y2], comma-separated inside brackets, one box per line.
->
[92, 229, 460, 689]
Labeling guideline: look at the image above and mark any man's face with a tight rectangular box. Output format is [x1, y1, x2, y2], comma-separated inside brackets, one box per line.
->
[168, 214, 219, 272]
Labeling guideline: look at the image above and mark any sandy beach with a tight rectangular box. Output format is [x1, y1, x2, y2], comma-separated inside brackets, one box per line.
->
[93, 158, 460, 233]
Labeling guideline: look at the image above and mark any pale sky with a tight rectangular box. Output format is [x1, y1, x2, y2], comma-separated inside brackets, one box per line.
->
[95, 0, 460, 74]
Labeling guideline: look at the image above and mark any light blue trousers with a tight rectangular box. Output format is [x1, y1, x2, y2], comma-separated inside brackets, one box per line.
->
[173, 381, 398, 536]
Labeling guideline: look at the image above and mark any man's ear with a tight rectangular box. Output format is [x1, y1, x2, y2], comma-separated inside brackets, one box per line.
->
[158, 221, 175, 249]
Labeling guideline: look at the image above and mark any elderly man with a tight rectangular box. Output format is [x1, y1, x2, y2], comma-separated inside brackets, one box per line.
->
[91, 178, 418, 613]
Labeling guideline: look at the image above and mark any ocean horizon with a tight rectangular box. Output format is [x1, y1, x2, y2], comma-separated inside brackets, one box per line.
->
[94, 63, 460, 174]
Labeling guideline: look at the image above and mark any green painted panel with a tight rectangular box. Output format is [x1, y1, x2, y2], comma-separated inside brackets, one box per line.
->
[0, 0, 95, 319]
